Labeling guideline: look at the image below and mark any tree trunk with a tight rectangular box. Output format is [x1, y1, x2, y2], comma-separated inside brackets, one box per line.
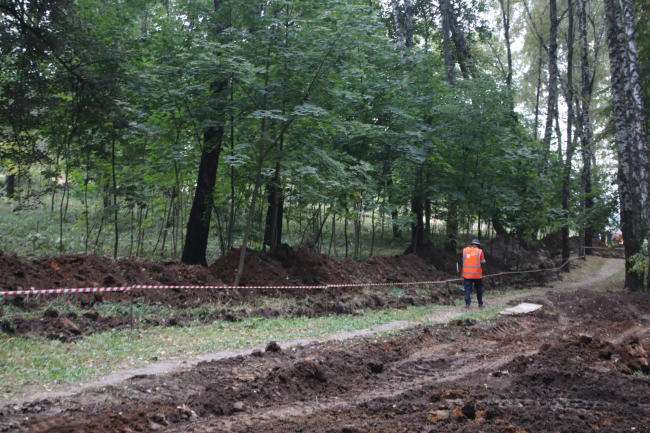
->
[354, 200, 361, 260]
[344, 215, 349, 258]
[534, 43, 543, 140]
[386, 171, 401, 239]
[181, 0, 228, 266]
[404, 0, 414, 48]
[561, 0, 575, 273]
[440, 0, 455, 84]
[111, 138, 118, 261]
[391, 0, 405, 52]
[542, 0, 558, 175]
[410, 166, 424, 249]
[447, 0, 474, 77]
[605, 0, 645, 291]
[621, 0, 650, 231]
[446, 200, 459, 251]
[181, 85, 227, 266]
[498, 0, 512, 87]
[264, 176, 283, 248]
[578, 0, 594, 255]
[425, 197, 431, 241]
[492, 214, 507, 237]
[4, 173, 15, 199]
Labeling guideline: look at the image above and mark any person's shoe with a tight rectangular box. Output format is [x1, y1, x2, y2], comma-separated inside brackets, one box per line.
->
[465, 304, 471, 309]
[478, 303, 486, 309]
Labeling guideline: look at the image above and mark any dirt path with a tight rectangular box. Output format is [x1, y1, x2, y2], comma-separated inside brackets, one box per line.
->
[8, 258, 625, 407]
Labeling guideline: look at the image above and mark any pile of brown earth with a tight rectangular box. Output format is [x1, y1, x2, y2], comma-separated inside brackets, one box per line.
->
[541, 233, 624, 259]
[4, 287, 648, 433]
[0, 241, 572, 342]
[405, 237, 557, 275]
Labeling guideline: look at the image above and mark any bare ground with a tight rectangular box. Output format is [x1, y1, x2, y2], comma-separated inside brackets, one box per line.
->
[4, 258, 650, 432]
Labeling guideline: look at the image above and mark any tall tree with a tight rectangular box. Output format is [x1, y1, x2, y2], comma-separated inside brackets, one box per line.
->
[561, 0, 576, 272]
[181, 0, 229, 266]
[497, 0, 513, 87]
[440, 0, 456, 84]
[542, 0, 558, 175]
[391, 0, 406, 52]
[604, 0, 645, 291]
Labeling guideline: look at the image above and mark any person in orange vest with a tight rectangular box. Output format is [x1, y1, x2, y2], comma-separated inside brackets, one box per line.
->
[462, 239, 486, 309]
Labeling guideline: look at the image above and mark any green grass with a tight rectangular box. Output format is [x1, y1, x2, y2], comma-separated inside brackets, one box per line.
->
[446, 305, 503, 323]
[0, 304, 444, 397]
[558, 255, 607, 283]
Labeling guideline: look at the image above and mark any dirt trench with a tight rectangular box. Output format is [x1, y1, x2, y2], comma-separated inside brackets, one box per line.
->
[3, 258, 650, 433]
[1, 242, 570, 342]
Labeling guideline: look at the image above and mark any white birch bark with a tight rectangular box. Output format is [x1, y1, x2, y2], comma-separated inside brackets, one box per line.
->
[604, 0, 645, 290]
[391, 0, 405, 52]
[621, 0, 650, 227]
[404, 0, 414, 48]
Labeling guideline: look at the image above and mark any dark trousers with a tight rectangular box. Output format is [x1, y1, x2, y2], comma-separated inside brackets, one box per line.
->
[464, 278, 483, 306]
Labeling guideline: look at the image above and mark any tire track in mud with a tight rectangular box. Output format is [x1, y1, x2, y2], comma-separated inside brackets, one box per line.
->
[178, 352, 534, 433]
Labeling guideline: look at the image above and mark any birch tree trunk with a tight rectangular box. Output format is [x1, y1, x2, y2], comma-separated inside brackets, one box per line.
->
[404, 0, 414, 48]
[621, 0, 650, 227]
[561, 0, 575, 272]
[391, 0, 405, 52]
[578, 0, 594, 256]
[604, 0, 645, 291]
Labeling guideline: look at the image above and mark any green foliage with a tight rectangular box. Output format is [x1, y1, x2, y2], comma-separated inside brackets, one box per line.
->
[628, 241, 648, 278]
[0, 0, 618, 263]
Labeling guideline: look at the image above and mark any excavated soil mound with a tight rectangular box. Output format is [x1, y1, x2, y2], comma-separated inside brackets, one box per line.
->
[1, 246, 463, 340]
[209, 245, 358, 288]
[1, 243, 568, 342]
[0, 251, 220, 292]
[209, 245, 451, 290]
[541, 233, 623, 258]
[405, 240, 559, 286]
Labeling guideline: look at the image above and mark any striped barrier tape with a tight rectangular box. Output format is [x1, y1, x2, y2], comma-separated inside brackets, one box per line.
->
[0, 256, 586, 297]
[0, 286, 132, 297]
[131, 285, 327, 290]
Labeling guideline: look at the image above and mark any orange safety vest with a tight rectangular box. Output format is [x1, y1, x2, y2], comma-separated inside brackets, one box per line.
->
[462, 246, 483, 279]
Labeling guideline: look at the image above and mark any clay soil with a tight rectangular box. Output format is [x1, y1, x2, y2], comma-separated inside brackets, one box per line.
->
[3, 283, 650, 433]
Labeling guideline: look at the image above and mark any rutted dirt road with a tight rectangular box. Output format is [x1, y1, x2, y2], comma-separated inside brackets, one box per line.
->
[4, 258, 650, 433]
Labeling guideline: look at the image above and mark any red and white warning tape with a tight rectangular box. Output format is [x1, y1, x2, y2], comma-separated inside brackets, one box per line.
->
[131, 285, 326, 290]
[0, 286, 131, 296]
[0, 256, 588, 297]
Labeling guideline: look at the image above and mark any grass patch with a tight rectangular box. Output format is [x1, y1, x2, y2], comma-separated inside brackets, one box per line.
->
[559, 256, 607, 283]
[445, 305, 503, 323]
[0, 303, 444, 397]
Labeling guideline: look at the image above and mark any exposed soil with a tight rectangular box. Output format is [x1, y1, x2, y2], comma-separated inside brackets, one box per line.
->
[3, 269, 649, 433]
[1, 242, 571, 342]
[541, 234, 624, 259]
